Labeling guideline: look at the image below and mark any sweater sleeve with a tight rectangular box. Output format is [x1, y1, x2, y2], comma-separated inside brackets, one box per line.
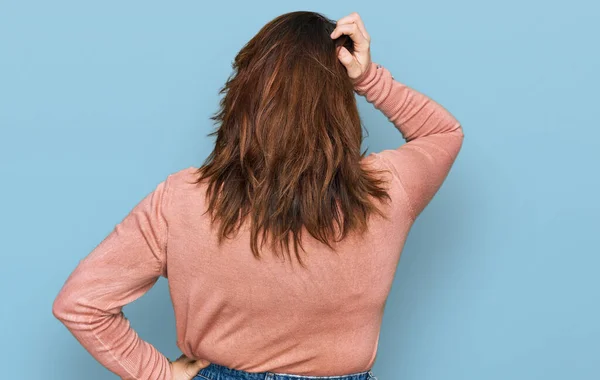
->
[353, 61, 464, 221]
[52, 175, 173, 380]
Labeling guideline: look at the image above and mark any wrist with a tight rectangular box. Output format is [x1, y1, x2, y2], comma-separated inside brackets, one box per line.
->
[351, 61, 377, 88]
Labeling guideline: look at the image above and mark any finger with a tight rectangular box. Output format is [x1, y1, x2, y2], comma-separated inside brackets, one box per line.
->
[336, 46, 362, 79]
[192, 359, 211, 369]
[332, 20, 366, 42]
[330, 22, 358, 40]
[335, 12, 370, 41]
[337, 46, 355, 67]
[176, 354, 196, 365]
[182, 359, 211, 378]
[186, 359, 211, 375]
[330, 23, 369, 52]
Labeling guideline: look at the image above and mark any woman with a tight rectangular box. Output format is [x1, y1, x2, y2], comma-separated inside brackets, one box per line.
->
[52, 10, 463, 380]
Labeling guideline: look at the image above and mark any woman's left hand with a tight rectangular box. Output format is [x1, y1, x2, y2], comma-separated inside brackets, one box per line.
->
[169, 354, 211, 380]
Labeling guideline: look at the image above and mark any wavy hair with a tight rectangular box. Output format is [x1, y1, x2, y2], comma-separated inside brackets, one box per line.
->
[193, 11, 392, 267]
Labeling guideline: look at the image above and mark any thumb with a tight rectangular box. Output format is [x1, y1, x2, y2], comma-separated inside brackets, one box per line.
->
[190, 358, 211, 370]
[337, 46, 356, 68]
[183, 358, 211, 378]
[337, 46, 361, 79]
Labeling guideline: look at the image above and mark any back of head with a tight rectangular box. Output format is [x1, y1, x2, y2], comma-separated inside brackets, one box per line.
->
[194, 11, 391, 267]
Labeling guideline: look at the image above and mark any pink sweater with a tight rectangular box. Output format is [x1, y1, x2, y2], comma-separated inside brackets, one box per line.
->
[52, 61, 463, 379]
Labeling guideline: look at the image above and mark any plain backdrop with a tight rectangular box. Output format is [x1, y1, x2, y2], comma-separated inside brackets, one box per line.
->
[1, 1, 599, 379]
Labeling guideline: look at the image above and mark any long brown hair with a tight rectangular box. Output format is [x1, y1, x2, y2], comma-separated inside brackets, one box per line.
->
[192, 11, 392, 267]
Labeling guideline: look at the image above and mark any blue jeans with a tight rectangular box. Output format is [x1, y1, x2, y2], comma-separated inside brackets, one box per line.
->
[194, 362, 378, 380]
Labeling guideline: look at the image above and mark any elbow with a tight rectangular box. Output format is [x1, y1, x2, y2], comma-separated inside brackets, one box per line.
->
[456, 126, 464, 141]
[52, 289, 75, 323]
[52, 292, 67, 321]
[451, 120, 463, 135]
[450, 121, 464, 141]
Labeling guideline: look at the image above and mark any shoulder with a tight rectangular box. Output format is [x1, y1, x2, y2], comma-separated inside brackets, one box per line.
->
[162, 166, 207, 207]
[166, 166, 201, 186]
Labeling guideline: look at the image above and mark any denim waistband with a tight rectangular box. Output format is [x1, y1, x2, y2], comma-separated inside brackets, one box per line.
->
[194, 362, 377, 380]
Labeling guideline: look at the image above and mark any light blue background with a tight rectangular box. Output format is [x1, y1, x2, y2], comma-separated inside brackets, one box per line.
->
[1, 1, 598, 379]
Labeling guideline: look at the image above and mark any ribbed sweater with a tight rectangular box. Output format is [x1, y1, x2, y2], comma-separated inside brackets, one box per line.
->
[52, 61, 464, 379]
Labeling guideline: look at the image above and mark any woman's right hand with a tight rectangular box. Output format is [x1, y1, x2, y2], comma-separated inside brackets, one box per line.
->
[169, 354, 211, 380]
[330, 12, 372, 82]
